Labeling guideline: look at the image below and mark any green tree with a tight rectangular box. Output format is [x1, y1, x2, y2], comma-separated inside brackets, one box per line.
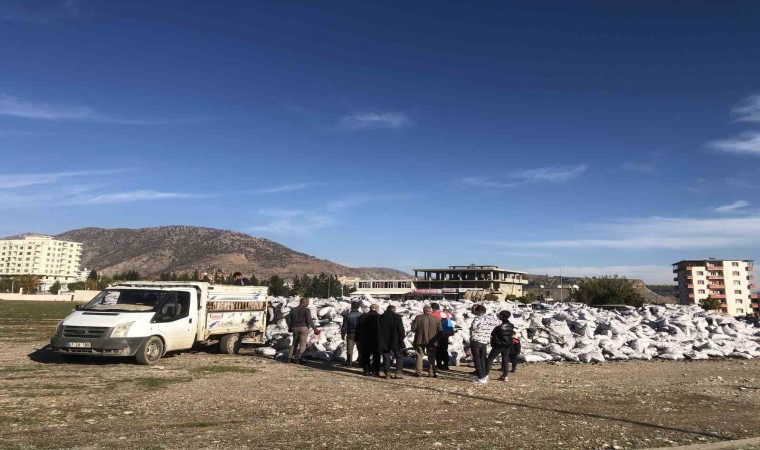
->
[88, 270, 98, 281]
[570, 276, 645, 307]
[67, 281, 86, 291]
[699, 296, 722, 311]
[267, 275, 291, 297]
[49, 281, 62, 294]
[19, 275, 40, 294]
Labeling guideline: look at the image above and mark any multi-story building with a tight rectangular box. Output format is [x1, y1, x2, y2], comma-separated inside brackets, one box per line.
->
[673, 259, 759, 316]
[413, 265, 528, 301]
[0, 235, 83, 291]
[352, 279, 414, 299]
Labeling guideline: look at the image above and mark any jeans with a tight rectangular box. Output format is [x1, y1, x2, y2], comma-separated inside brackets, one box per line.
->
[509, 354, 519, 372]
[288, 327, 309, 361]
[345, 333, 356, 365]
[414, 345, 438, 376]
[486, 346, 511, 378]
[470, 342, 488, 379]
[435, 337, 450, 369]
[382, 350, 404, 375]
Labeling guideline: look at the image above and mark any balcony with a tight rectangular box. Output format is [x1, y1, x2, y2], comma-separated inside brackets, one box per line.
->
[686, 284, 694, 289]
[707, 276, 724, 280]
[749, 275, 756, 280]
[705, 265, 723, 271]
[707, 284, 724, 289]
[720, 303, 728, 308]
[686, 276, 693, 280]
[688, 293, 694, 298]
[751, 294, 758, 299]
[749, 284, 757, 289]
[711, 294, 727, 299]
[752, 303, 759, 309]
[749, 266, 755, 271]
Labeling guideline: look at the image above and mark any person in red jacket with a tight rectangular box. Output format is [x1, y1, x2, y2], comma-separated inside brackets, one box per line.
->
[509, 331, 521, 373]
[431, 302, 455, 371]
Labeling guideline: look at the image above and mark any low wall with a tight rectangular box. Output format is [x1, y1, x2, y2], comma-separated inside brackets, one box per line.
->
[0, 290, 100, 303]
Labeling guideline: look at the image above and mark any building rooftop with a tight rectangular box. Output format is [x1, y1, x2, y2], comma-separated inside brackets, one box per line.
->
[414, 265, 526, 274]
[673, 259, 754, 265]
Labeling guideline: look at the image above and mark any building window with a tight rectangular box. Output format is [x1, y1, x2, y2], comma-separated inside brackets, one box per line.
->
[737, 308, 744, 314]
[733, 271, 740, 276]
[698, 289, 706, 294]
[735, 290, 742, 294]
[697, 271, 704, 275]
[736, 299, 743, 304]
[734, 280, 741, 285]
[732, 262, 739, 267]
[697, 280, 705, 285]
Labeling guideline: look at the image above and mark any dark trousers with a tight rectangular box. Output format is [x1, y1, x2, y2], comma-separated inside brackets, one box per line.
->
[486, 346, 511, 377]
[471, 342, 488, 379]
[435, 337, 450, 369]
[382, 350, 404, 375]
[509, 354, 519, 372]
[361, 347, 380, 375]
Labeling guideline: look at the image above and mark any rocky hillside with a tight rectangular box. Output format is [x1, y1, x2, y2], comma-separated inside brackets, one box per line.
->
[52, 226, 410, 280]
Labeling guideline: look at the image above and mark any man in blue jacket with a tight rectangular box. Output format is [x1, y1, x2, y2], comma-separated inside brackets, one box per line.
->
[341, 301, 363, 367]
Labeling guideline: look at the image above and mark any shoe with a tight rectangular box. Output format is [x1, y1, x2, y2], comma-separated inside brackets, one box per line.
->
[510, 369, 516, 373]
[384, 374, 390, 379]
[498, 376, 508, 382]
[432, 374, 438, 378]
[394, 373, 404, 380]
[415, 373, 422, 377]
[473, 378, 485, 384]
[479, 377, 489, 384]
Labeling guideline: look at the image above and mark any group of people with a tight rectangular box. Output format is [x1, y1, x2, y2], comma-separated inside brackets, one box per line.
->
[284, 298, 521, 384]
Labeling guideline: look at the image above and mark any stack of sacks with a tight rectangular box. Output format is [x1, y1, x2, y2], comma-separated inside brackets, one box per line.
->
[265, 297, 760, 364]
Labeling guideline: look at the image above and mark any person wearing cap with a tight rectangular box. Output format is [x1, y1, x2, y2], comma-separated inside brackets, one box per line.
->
[355, 303, 381, 376]
[341, 301, 363, 367]
[411, 305, 443, 378]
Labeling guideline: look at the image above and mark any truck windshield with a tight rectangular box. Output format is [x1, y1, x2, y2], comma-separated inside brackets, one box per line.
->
[82, 290, 167, 312]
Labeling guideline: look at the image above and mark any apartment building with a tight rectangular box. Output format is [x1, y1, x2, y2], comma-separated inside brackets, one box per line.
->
[673, 259, 759, 316]
[352, 279, 414, 299]
[0, 235, 83, 291]
[413, 265, 528, 301]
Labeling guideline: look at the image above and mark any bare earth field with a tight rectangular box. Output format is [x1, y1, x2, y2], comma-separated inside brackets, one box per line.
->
[1, 301, 759, 450]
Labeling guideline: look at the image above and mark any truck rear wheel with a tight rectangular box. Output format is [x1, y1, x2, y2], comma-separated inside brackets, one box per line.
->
[135, 336, 164, 365]
[219, 334, 241, 354]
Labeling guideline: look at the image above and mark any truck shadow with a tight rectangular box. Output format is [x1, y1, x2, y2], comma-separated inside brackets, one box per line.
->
[281, 357, 734, 442]
[27, 345, 183, 365]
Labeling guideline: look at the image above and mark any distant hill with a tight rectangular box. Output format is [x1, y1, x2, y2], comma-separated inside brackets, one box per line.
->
[526, 274, 676, 305]
[46, 226, 410, 281]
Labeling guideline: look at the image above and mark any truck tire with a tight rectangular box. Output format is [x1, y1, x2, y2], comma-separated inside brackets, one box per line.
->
[135, 336, 164, 365]
[219, 334, 241, 354]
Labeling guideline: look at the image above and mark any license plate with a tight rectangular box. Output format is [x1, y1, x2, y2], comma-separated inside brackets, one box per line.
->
[67, 342, 91, 348]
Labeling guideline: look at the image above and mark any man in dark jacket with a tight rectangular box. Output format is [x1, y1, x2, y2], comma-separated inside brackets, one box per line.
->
[411, 305, 442, 378]
[232, 272, 251, 286]
[286, 297, 320, 364]
[355, 304, 381, 376]
[341, 301, 363, 367]
[378, 305, 406, 379]
[485, 310, 515, 381]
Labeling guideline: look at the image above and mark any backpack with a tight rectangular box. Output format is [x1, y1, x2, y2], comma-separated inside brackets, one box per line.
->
[440, 316, 455, 336]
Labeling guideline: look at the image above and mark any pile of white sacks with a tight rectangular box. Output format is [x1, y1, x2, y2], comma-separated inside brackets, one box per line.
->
[262, 296, 760, 364]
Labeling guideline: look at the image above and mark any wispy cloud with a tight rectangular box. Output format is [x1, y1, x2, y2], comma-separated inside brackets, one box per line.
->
[732, 94, 760, 123]
[0, 170, 124, 189]
[326, 193, 407, 211]
[482, 215, 760, 250]
[251, 214, 335, 236]
[713, 200, 750, 214]
[462, 164, 587, 189]
[250, 183, 310, 194]
[0, 95, 207, 125]
[65, 190, 209, 206]
[339, 112, 410, 131]
[708, 131, 760, 155]
[525, 265, 674, 284]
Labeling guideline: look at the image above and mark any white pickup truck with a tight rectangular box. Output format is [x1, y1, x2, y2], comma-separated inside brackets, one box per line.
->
[50, 282, 268, 365]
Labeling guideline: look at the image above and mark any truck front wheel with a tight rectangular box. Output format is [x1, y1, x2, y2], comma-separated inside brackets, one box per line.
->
[135, 336, 164, 365]
[219, 334, 241, 354]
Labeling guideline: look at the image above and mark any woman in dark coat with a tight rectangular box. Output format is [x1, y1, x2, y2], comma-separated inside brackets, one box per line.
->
[378, 305, 406, 379]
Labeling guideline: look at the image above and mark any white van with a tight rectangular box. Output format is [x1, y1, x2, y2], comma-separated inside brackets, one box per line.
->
[50, 282, 268, 365]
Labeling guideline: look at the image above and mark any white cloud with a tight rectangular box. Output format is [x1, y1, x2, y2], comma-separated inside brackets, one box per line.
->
[339, 112, 410, 130]
[250, 183, 310, 194]
[525, 265, 674, 284]
[0, 170, 123, 189]
[65, 190, 208, 205]
[623, 161, 656, 174]
[713, 200, 749, 213]
[483, 215, 760, 250]
[326, 193, 407, 211]
[462, 164, 587, 189]
[251, 215, 335, 236]
[708, 132, 760, 155]
[732, 94, 760, 123]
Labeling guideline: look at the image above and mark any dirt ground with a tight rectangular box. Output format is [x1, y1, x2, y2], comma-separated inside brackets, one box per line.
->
[1, 302, 760, 450]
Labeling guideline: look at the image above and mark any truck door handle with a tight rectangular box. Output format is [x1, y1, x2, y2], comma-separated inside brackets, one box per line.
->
[189, 318, 192, 323]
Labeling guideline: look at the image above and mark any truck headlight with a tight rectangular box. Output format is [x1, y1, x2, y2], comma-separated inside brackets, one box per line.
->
[110, 321, 135, 338]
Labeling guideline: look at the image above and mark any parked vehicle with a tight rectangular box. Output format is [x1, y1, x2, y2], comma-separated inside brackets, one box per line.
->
[50, 282, 268, 365]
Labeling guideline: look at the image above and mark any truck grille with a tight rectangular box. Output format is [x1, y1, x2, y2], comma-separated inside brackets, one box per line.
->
[62, 326, 108, 339]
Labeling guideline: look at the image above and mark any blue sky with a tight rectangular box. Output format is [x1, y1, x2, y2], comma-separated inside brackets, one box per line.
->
[2, 1, 760, 283]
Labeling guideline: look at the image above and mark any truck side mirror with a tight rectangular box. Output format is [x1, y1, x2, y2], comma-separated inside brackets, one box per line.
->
[75, 305, 82, 311]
